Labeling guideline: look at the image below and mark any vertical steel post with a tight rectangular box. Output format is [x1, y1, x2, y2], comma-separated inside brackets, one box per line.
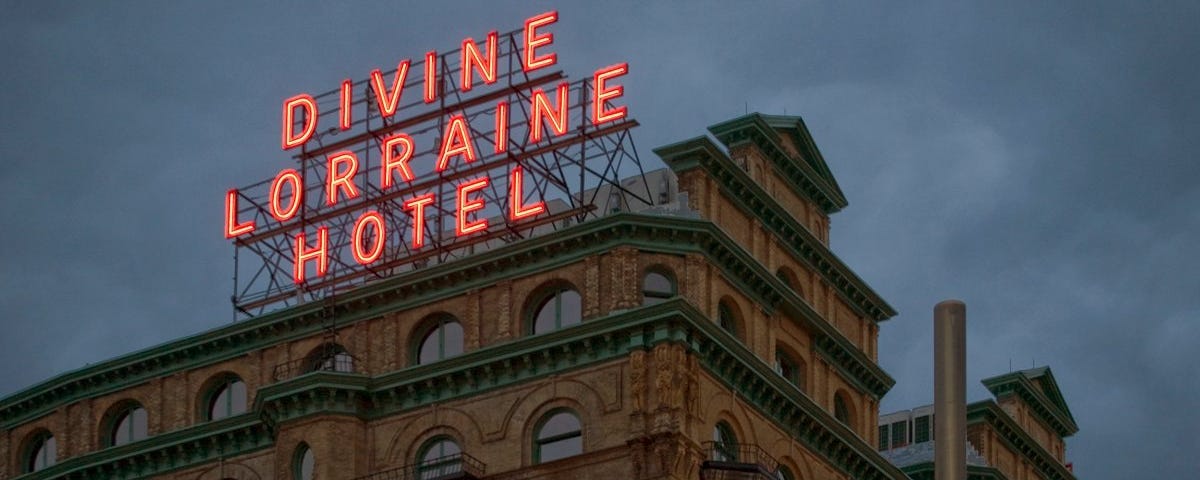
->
[934, 300, 966, 480]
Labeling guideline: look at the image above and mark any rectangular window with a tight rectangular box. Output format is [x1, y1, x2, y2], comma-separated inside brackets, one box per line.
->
[915, 415, 931, 443]
[878, 425, 889, 450]
[890, 421, 907, 447]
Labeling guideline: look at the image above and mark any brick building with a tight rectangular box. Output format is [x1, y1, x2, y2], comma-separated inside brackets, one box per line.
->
[3, 114, 914, 479]
[878, 367, 1078, 480]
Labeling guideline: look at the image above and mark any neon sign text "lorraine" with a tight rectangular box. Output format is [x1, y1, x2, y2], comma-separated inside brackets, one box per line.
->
[223, 11, 629, 285]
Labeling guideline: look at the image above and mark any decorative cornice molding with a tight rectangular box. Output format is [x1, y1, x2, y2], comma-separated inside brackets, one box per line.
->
[706, 114, 848, 213]
[967, 401, 1076, 480]
[2, 214, 890, 428]
[982, 371, 1078, 437]
[655, 135, 896, 322]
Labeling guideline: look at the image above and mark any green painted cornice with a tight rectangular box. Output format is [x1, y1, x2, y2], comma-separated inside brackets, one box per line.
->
[981, 369, 1078, 437]
[967, 400, 1076, 480]
[238, 300, 905, 480]
[655, 135, 896, 322]
[12, 414, 271, 480]
[706, 113, 848, 214]
[901, 463, 1008, 480]
[0, 214, 889, 430]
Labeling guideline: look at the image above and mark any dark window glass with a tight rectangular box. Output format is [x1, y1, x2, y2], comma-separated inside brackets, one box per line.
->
[417, 317, 464, 365]
[309, 345, 354, 373]
[914, 415, 931, 443]
[111, 406, 148, 446]
[295, 444, 315, 480]
[775, 269, 793, 289]
[26, 433, 56, 472]
[878, 425, 889, 450]
[531, 289, 582, 334]
[535, 410, 582, 463]
[642, 272, 675, 305]
[417, 437, 463, 479]
[718, 302, 737, 336]
[713, 422, 738, 462]
[834, 395, 851, 427]
[208, 378, 247, 420]
[776, 466, 795, 480]
[774, 349, 804, 390]
[890, 420, 907, 446]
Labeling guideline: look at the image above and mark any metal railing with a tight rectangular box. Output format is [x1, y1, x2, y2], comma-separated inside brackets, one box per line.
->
[700, 442, 781, 480]
[354, 453, 485, 480]
[271, 354, 360, 382]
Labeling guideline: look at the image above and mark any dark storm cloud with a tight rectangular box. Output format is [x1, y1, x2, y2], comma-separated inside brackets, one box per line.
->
[1, 2, 1195, 477]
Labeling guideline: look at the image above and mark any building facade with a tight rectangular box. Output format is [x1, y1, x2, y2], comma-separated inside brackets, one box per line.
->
[878, 367, 1079, 480]
[3, 114, 911, 479]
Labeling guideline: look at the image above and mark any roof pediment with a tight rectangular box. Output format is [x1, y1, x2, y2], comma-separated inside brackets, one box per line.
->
[707, 113, 848, 214]
[982, 366, 1078, 437]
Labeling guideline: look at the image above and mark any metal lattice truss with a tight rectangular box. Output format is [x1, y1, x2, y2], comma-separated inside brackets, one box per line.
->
[230, 27, 649, 317]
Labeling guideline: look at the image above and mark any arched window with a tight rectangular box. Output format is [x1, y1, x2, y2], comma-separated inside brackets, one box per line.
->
[24, 431, 56, 472]
[834, 392, 853, 428]
[417, 436, 463, 479]
[642, 270, 676, 305]
[206, 376, 247, 421]
[776, 465, 796, 480]
[533, 409, 582, 463]
[774, 348, 805, 391]
[775, 267, 804, 299]
[416, 315, 464, 365]
[530, 287, 582, 335]
[717, 301, 738, 337]
[108, 403, 148, 447]
[306, 343, 354, 373]
[294, 443, 315, 480]
[712, 421, 738, 462]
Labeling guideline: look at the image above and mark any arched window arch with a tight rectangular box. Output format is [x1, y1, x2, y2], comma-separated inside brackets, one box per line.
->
[529, 285, 582, 335]
[774, 347, 806, 392]
[641, 269, 676, 305]
[293, 443, 315, 480]
[415, 314, 464, 365]
[533, 409, 582, 463]
[416, 436, 463, 478]
[717, 300, 740, 338]
[712, 421, 739, 462]
[775, 267, 803, 299]
[834, 391, 854, 428]
[23, 430, 56, 473]
[203, 374, 247, 421]
[304, 343, 354, 373]
[105, 402, 148, 447]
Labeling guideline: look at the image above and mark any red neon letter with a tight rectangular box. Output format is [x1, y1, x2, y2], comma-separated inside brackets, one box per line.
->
[339, 79, 353, 130]
[456, 177, 489, 236]
[523, 11, 558, 72]
[224, 189, 255, 238]
[403, 193, 436, 249]
[293, 227, 329, 283]
[461, 31, 498, 91]
[326, 151, 360, 205]
[509, 165, 545, 221]
[269, 168, 303, 221]
[424, 50, 438, 103]
[494, 101, 509, 154]
[592, 63, 629, 125]
[530, 82, 569, 142]
[436, 114, 478, 171]
[282, 94, 318, 150]
[381, 133, 416, 188]
[370, 59, 411, 119]
[352, 210, 386, 265]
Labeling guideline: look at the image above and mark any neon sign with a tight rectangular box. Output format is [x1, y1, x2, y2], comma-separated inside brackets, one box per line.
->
[224, 11, 646, 316]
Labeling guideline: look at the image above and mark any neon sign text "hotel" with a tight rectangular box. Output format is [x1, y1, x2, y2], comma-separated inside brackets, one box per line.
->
[223, 11, 628, 286]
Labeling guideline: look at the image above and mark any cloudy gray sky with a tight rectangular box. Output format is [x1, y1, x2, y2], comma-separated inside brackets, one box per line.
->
[2, 1, 1196, 477]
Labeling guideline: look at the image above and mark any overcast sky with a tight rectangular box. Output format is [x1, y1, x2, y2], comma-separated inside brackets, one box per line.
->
[2, 2, 1197, 477]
